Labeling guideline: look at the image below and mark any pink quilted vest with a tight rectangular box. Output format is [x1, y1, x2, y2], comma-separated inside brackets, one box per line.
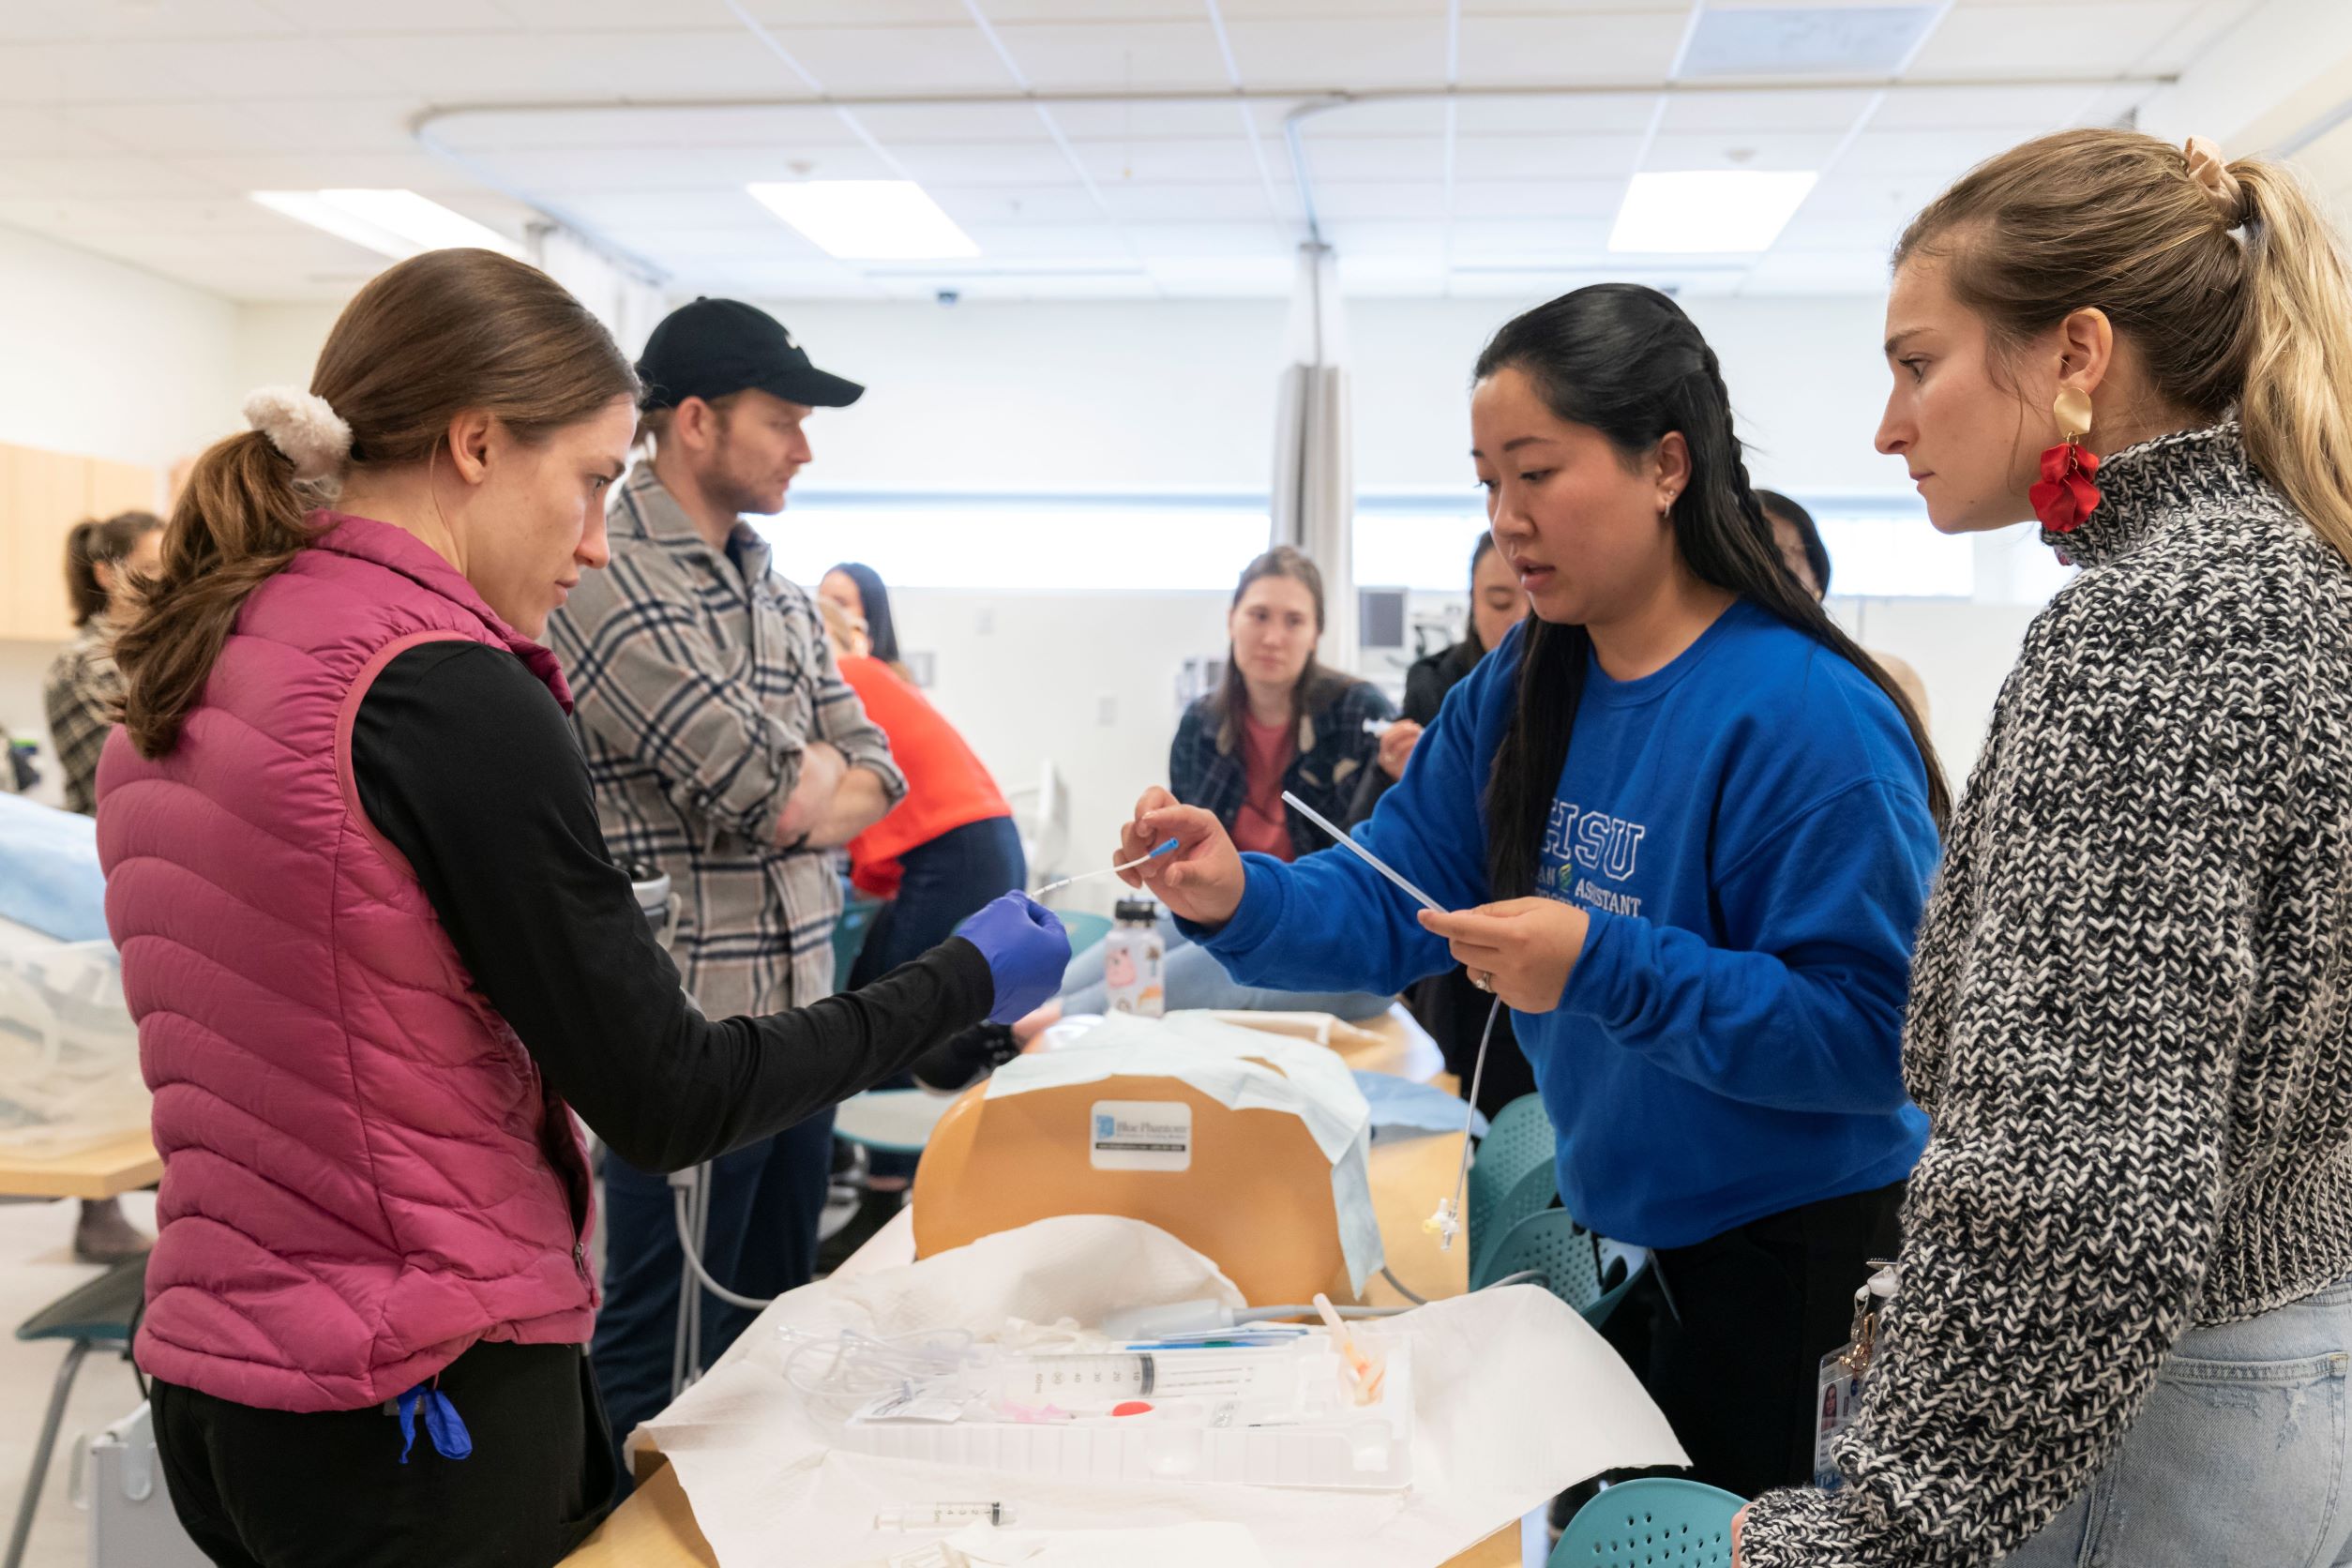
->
[97, 515, 598, 1413]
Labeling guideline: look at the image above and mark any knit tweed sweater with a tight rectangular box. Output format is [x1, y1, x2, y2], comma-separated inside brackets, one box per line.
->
[1741, 423, 2352, 1566]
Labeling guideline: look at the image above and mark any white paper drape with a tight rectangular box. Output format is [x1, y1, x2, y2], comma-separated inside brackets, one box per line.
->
[1270, 243, 1356, 671]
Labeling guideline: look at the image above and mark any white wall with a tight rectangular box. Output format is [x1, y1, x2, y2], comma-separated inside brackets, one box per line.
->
[18, 275, 2056, 856]
[0, 224, 248, 806]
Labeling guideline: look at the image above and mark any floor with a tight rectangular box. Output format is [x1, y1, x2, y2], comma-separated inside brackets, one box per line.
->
[0, 1193, 156, 1568]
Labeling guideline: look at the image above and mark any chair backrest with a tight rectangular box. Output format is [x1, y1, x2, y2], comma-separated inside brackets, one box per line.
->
[1472, 1206, 1648, 1331]
[1057, 911, 1114, 958]
[1467, 1092, 1553, 1244]
[1470, 1161, 1560, 1285]
[1549, 1478, 1744, 1568]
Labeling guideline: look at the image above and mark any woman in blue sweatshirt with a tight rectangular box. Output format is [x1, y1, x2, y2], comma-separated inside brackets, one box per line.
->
[1116, 284, 1949, 1500]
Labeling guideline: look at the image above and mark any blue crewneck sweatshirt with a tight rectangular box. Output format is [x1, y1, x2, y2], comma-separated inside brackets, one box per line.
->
[1193, 600, 1937, 1248]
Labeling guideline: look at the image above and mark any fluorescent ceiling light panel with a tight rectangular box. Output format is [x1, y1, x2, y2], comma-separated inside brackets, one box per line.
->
[250, 189, 520, 260]
[746, 180, 980, 261]
[1608, 171, 1817, 253]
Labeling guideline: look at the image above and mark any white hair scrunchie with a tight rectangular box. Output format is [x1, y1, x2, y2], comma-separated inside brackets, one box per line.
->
[242, 386, 353, 483]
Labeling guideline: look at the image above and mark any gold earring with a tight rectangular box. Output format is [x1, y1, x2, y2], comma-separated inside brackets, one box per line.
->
[2054, 386, 2093, 445]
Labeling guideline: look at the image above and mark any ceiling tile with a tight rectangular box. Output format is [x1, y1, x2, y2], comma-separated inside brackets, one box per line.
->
[1301, 100, 1447, 139]
[953, 222, 1136, 259]
[1906, 3, 2198, 76]
[928, 184, 1110, 224]
[1452, 94, 1660, 136]
[850, 102, 1057, 143]
[1456, 132, 1646, 179]
[1455, 13, 1686, 84]
[1450, 178, 1625, 219]
[1094, 180, 1282, 220]
[763, 25, 1009, 93]
[1886, 83, 2107, 133]
[1121, 219, 1291, 255]
[1072, 134, 1277, 184]
[1225, 18, 1450, 88]
[11, 154, 231, 198]
[988, 21, 1232, 89]
[488, 0, 784, 25]
[1048, 98, 1306, 139]
[0, 105, 121, 155]
[50, 100, 287, 156]
[1296, 135, 1448, 183]
[894, 139, 1092, 185]
[1659, 88, 1877, 134]
[1314, 179, 1448, 219]
[1643, 130, 1844, 171]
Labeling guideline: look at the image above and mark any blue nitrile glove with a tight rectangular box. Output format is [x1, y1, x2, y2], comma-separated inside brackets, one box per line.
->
[956, 892, 1071, 1025]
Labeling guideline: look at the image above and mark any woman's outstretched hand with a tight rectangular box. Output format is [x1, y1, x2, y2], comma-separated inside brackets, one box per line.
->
[1119, 787, 1247, 927]
[1416, 897, 1591, 1013]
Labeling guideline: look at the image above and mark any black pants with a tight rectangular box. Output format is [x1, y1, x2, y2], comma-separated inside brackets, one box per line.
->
[1599, 1179, 1906, 1499]
[152, 1341, 617, 1568]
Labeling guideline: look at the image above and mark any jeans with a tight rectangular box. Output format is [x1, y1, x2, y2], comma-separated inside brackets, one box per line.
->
[847, 815, 1026, 1178]
[589, 1112, 835, 1490]
[848, 817, 1028, 987]
[1998, 1271, 2352, 1567]
[1059, 912, 1394, 1021]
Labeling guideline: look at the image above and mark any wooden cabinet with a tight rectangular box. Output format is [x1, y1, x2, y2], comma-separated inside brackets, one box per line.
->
[0, 442, 160, 643]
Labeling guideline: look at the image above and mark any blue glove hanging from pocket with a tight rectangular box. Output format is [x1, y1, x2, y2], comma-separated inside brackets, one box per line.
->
[395, 1380, 474, 1465]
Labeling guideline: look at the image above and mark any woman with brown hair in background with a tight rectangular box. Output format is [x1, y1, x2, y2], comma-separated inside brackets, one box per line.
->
[40, 507, 163, 1263]
[95, 247, 1063, 1567]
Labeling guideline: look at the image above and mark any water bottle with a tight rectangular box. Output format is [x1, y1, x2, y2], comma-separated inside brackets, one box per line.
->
[1103, 897, 1166, 1018]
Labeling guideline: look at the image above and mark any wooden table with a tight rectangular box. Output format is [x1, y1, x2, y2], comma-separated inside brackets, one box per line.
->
[566, 1108, 1522, 1565]
[0, 1129, 159, 1200]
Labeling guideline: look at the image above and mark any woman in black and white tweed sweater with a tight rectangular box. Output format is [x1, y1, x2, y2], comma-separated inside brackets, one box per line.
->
[1737, 130, 2352, 1565]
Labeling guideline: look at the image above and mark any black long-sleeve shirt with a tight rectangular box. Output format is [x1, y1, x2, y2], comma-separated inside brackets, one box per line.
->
[350, 639, 992, 1174]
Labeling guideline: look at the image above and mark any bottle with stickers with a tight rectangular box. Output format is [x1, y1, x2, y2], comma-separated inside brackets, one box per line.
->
[1103, 897, 1167, 1018]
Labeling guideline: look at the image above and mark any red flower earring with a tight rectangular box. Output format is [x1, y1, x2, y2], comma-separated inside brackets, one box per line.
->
[2031, 386, 2101, 534]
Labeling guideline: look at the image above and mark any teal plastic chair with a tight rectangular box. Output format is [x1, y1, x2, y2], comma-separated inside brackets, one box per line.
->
[1057, 911, 1113, 961]
[1471, 1206, 1647, 1329]
[1550, 1479, 1744, 1568]
[1470, 1160, 1562, 1285]
[8, 1258, 145, 1568]
[1467, 1093, 1555, 1259]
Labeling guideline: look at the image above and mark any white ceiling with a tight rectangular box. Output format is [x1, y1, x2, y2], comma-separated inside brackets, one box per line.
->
[0, 0, 2282, 304]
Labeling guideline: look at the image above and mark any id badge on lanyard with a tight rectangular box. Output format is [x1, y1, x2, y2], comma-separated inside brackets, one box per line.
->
[1814, 1260, 1897, 1491]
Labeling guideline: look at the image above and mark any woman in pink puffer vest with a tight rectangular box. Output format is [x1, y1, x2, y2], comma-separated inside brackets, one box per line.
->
[98, 249, 1066, 1568]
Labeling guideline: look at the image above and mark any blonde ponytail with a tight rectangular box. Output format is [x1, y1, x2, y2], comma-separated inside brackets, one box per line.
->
[1896, 128, 2352, 564]
[2228, 158, 2352, 563]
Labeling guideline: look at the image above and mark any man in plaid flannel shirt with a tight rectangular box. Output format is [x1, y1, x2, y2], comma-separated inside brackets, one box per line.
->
[548, 299, 902, 1478]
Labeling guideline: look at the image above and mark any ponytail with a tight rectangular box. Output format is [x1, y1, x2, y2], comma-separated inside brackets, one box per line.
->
[113, 433, 315, 757]
[63, 522, 108, 629]
[113, 247, 639, 761]
[1898, 128, 2352, 564]
[61, 510, 164, 630]
[2228, 159, 2352, 564]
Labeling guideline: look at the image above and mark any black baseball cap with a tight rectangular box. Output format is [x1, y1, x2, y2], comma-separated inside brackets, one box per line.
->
[636, 296, 865, 413]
